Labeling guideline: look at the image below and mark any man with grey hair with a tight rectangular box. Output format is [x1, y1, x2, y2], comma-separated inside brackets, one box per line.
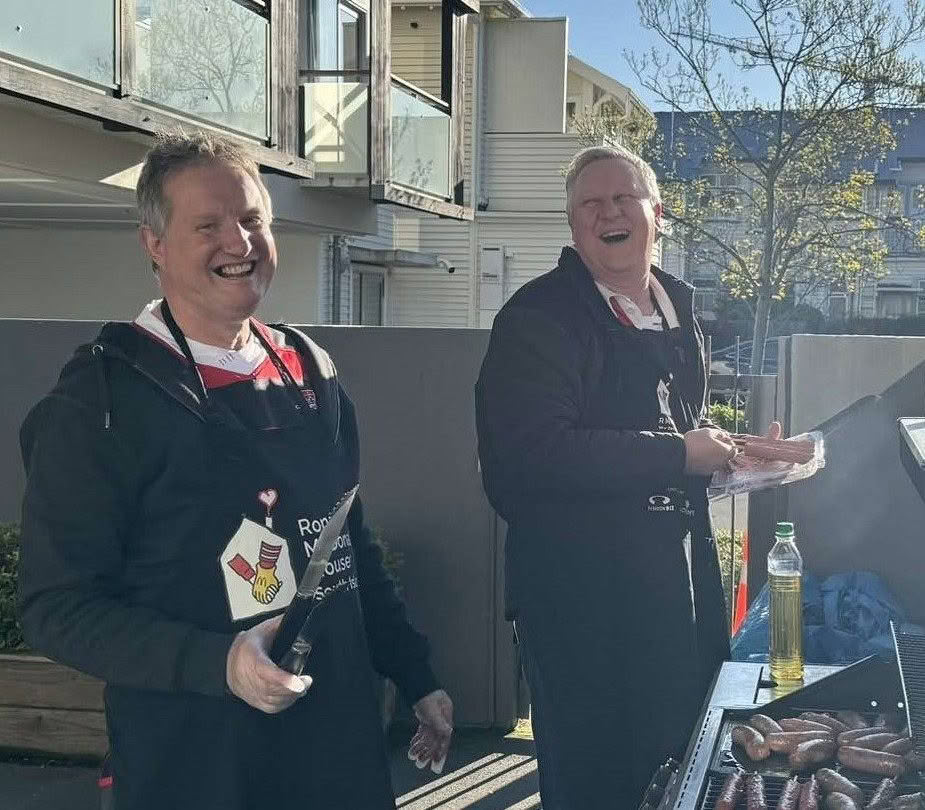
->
[475, 145, 738, 807]
[19, 131, 453, 809]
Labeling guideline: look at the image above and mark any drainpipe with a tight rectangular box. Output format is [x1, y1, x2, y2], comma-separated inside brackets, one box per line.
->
[331, 235, 351, 324]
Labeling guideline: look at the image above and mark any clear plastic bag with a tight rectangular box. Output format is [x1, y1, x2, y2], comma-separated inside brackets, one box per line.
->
[708, 431, 825, 498]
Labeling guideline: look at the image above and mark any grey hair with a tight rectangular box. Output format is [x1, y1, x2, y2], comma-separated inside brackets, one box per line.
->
[136, 130, 273, 239]
[565, 144, 660, 223]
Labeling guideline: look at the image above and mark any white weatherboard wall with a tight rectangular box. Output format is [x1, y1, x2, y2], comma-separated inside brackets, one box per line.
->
[390, 214, 472, 326]
[0, 224, 324, 323]
[482, 133, 580, 212]
[482, 18, 568, 134]
[391, 5, 442, 97]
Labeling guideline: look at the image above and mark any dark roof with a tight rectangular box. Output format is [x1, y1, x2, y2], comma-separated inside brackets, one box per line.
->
[652, 108, 925, 182]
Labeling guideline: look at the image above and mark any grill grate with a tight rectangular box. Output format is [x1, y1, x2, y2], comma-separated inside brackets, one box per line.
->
[894, 624, 925, 755]
[700, 771, 918, 810]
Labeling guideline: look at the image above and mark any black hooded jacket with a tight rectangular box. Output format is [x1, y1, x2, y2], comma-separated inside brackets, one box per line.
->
[18, 321, 437, 809]
[475, 248, 730, 791]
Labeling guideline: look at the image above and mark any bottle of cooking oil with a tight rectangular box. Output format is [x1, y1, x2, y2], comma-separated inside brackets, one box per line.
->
[768, 521, 804, 683]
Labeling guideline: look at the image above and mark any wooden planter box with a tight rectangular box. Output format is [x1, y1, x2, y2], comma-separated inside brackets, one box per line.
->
[0, 653, 107, 759]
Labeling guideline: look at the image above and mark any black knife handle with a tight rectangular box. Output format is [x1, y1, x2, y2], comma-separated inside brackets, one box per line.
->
[269, 593, 313, 666]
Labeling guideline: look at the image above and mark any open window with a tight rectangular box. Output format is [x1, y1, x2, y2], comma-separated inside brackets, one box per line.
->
[301, 0, 477, 219]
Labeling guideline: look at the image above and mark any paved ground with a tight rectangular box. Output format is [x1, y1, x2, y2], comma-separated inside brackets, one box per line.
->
[1, 723, 540, 810]
[710, 493, 748, 534]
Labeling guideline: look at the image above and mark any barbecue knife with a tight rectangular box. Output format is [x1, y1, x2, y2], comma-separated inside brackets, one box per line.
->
[269, 485, 358, 671]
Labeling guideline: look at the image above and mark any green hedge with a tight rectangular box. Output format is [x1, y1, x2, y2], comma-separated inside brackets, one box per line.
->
[0, 524, 25, 651]
[709, 402, 747, 433]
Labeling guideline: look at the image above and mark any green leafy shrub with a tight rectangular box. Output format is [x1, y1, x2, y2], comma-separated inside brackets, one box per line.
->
[0, 524, 25, 650]
[709, 402, 747, 433]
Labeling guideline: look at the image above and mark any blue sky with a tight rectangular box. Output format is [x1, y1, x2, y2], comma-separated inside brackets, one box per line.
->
[521, 0, 923, 112]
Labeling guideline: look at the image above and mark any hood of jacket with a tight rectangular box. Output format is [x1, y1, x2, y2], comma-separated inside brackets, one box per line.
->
[24, 321, 343, 444]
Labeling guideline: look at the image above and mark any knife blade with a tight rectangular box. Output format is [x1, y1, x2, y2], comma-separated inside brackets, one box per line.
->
[270, 485, 358, 669]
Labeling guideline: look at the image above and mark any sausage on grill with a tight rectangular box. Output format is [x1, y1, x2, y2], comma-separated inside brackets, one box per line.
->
[749, 714, 784, 735]
[789, 739, 836, 770]
[837, 745, 906, 778]
[814, 769, 864, 805]
[776, 775, 801, 810]
[823, 793, 859, 810]
[837, 726, 890, 745]
[733, 725, 772, 761]
[767, 730, 833, 753]
[866, 778, 898, 809]
[891, 792, 925, 809]
[851, 733, 903, 751]
[747, 772, 767, 810]
[781, 719, 836, 733]
[715, 770, 746, 810]
[800, 713, 849, 734]
[798, 774, 821, 810]
[883, 737, 915, 755]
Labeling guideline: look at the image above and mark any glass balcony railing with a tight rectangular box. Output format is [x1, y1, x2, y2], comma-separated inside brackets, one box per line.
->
[0, 2, 115, 86]
[391, 79, 451, 199]
[135, 0, 269, 139]
[301, 72, 369, 176]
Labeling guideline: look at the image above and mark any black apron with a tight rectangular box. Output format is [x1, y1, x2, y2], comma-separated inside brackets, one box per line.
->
[106, 304, 394, 810]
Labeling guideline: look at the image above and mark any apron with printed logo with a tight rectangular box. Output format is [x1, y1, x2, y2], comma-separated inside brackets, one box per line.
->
[106, 303, 394, 810]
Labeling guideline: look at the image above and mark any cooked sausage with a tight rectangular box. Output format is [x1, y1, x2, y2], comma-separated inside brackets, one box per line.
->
[836, 711, 868, 730]
[733, 725, 772, 760]
[768, 730, 833, 753]
[851, 733, 903, 750]
[824, 794, 859, 810]
[747, 772, 768, 810]
[716, 770, 746, 810]
[905, 751, 925, 771]
[838, 726, 890, 745]
[750, 714, 785, 735]
[883, 737, 914, 755]
[837, 745, 906, 778]
[801, 713, 849, 734]
[866, 778, 898, 809]
[777, 776, 801, 810]
[782, 718, 837, 733]
[890, 793, 925, 809]
[814, 769, 864, 805]
[798, 775, 821, 810]
[789, 739, 836, 769]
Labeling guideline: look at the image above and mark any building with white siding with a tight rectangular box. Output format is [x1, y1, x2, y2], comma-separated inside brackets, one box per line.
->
[327, 0, 653, 327]
[0, 0, 478, 324]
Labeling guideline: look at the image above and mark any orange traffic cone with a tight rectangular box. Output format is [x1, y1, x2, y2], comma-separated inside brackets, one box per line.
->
[732, 531, 749, 635]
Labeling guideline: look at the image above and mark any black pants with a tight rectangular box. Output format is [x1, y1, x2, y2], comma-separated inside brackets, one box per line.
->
[517, 609, 700, 810]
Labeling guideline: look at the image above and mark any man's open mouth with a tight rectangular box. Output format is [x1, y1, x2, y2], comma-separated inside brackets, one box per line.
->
[213, 262, 255, 278]
[600, 231, 630, 244]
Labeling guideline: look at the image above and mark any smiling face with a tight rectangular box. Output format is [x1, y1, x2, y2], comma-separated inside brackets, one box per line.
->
[140, 160, 277, 346]
[569, 157, 662, 287]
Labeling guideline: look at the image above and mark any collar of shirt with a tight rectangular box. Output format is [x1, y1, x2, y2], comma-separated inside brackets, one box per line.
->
[594, 276, 680, 331]
[134, 299, 266, 373]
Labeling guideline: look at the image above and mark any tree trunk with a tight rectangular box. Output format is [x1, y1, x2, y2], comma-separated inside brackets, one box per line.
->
[751, 291, 773, 374]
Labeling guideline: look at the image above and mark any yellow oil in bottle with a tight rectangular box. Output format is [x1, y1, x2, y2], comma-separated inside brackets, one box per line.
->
[769, 573, 804, 682]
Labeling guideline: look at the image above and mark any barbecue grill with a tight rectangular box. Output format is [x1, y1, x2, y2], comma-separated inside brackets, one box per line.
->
[642, 626, 925, 810]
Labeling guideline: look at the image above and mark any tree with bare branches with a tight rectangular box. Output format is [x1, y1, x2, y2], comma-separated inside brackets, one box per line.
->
[136, 0, 267, 138]
[629, 0, 925, 372]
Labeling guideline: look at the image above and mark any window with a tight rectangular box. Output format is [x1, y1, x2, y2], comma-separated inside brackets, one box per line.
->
[306, 0, 368, 73]
[829, 294, 847, 320]
[136, 0, 269, 138]
[351, 267, 384, 325]
[917, 280, 925, 315]
[566, 101, 576, 121]
[877, 287, 916, 318]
